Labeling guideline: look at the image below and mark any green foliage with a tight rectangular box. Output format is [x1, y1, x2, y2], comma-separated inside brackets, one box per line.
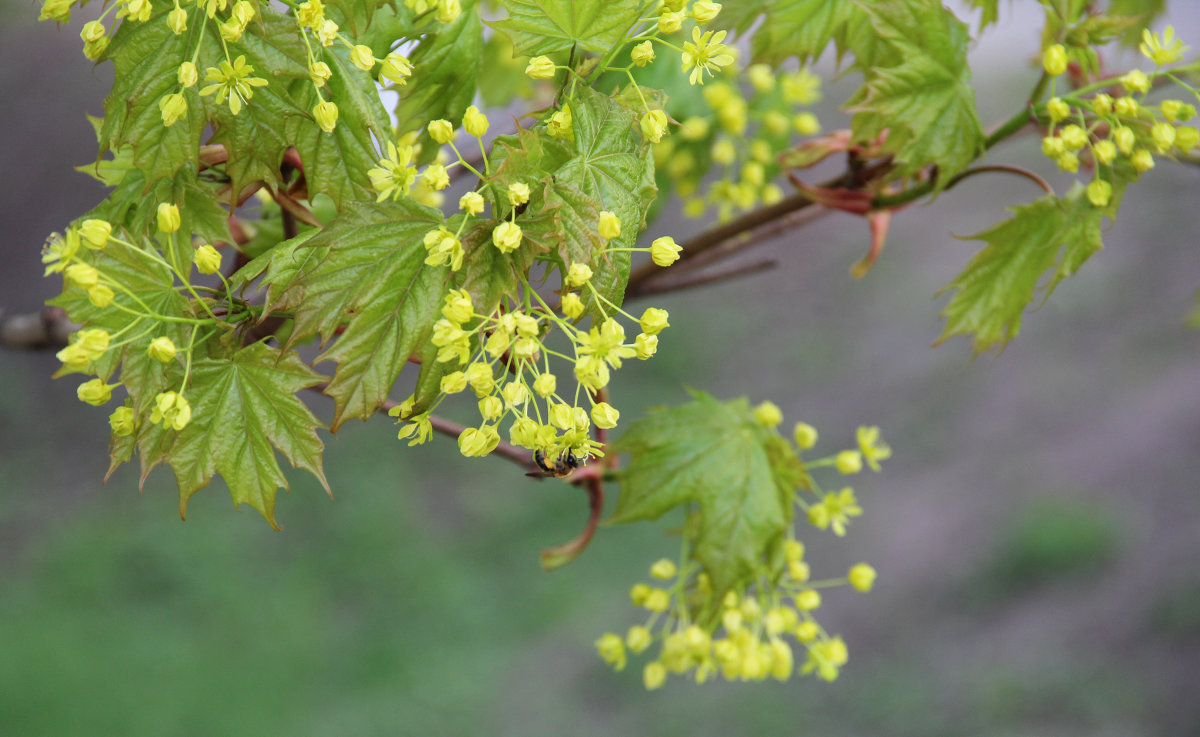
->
[937, 186, 1104, 353]
[609, 392, 796, 594]
[490, 0, 643, 56]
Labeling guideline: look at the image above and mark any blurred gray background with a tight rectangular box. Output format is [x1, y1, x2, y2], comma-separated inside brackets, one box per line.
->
[2, 2, 1200, 735]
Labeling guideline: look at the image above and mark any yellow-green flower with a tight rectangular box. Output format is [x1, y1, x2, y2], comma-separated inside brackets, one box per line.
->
[199, 55, 269, 115]
[368, 142, 417, 201]
[1140, 25, 1186, 66]
[681, 27, 735, 85]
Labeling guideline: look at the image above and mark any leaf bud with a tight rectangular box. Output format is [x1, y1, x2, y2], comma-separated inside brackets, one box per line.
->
[194, 244, 222, 274]
[156, 202, 181, 233]
[350, 44, 376, 71]
[524, 55, 556, 79]
[462, 105, 489, 137]
[591, 401, 620, 429]
[313, 100, 339, 133]
[147, 336, 178, 363]
[77, 378, 115, 406]
[630, 40, 654, 67]
[650, 236, 681, 267]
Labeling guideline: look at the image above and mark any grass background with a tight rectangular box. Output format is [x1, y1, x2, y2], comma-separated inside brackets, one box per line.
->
[2, 2, 1200, 735]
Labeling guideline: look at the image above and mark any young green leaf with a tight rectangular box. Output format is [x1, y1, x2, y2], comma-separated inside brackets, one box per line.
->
[277, 199, 449, 428]
[937, 186, 1104, 354]
[167, 342, 330, 528]
[609, 392, 794, 595]
[490, 0, 643, 56]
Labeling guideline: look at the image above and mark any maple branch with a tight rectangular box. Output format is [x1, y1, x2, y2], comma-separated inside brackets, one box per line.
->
[379, 395, 536, 471]
[630, 258, 779, 299]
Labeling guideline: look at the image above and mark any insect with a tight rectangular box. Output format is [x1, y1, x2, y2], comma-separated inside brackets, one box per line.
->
[527, 448, 584, 479]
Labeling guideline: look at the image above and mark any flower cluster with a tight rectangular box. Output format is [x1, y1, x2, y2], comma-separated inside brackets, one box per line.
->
[46, 214, 242, 438]
[1039, 28, 1198, 207]
[596, 413, 890, 688]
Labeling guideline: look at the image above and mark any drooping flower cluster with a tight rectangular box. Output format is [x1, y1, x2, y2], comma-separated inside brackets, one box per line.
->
[1038, 28, 1199, 207]
[596, 413, 890, 688]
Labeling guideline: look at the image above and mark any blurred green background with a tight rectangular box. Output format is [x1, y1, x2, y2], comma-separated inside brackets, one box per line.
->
[3, 2, 1200, 735]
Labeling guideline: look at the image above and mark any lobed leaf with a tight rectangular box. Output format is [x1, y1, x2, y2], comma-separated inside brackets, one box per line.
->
[489, 0, 643, 56]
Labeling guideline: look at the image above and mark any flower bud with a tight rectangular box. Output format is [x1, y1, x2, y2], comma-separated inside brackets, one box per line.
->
[1091, 93, 1113, 116]
[194, 244, 222, 274]
[639, 307, 669, 335]
[79, 219, 112, 249]
[591, 401, 620, 429]
[177, 61, 198, 88]
[458, 426, 500, 457]
[634, 333, 657, 358]
[1087, 179, 1112, 207]
[1151, 121, 1176, 152]
[156, 202, 181, 233]
[507, 182, 530, 206]
[76, 329, 110, 356]
[1131, 148, 1155, 172]
[350, 44, 376, 71]
[1093, 139, 1117, 165]
[491, 222, 522, 253]
[462, 105, 489, 137]
[502, 381, 529, 407]
[1046, 97, 1070, 122]
[316, 18, 338, 45]
[631, 40, 654, 66]
[40, 0, 72, 21]
[793, 422, 818, 449]
[1121, 69, 1150, 93]
[649, 558, 676, 580]
[626, 626, 652, 654]
[458, 191, 484, 216]
[159, 93, 188, 127]
[427, 119, 454, 144]
[109, 406, 135, 437]
[691, 0, 721, 23]
[379, 52, 413, 84]
[1042, 44, 1068, 76]
[532, 372, 556, 397]
[303, 62, 330, 90]
[1113, 97, 1139, 117]
[597, 211, 620, 240]
[440, 371, 468, 394]
[547, 105, 573, 140]
[1175, 126, 1200, 151]
[1059, 124, 1087, 151]
[565, 262, 592, 287]
[66, 263, 99, 289]
[313, 100, 339, 133]
[88, 285, 115, 308]
[795, 589, 822, 611]
[657, 10, 684, 34]
[561, 292, 584, 319]
[835, 450, 863, 474]
[640, 109, 669, 143]
[436, 0, 460, 22]
[478, 396, 503, 422]
[77, 378, 115, 406]
[650, 236, 681, 267]
[525, 55, 555, 79]
[231, 1, 255, 24]
[148, 336, 178, 363]
[80, 20, 106, 43]
[422, 163, 449, 190]
[1113, 126, 1135, 154]
[596, 633, 627, 671]
[753, 400, 782, 428]
[848, 563, 877, 592]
